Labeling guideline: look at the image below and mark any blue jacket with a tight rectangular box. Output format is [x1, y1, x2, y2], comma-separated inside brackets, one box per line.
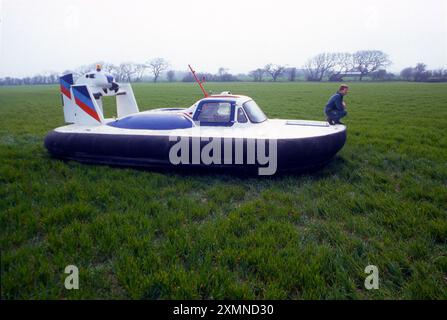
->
[325, 92, 345, 112]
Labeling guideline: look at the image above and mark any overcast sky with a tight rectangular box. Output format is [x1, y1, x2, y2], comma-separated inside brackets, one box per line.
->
[0, 0, 446, 77]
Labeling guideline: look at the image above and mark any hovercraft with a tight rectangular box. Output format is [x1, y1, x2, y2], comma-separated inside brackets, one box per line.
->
[44, 65, 346, 175]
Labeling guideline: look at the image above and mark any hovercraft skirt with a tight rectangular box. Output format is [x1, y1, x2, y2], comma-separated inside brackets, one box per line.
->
[44, 129, 346, 172]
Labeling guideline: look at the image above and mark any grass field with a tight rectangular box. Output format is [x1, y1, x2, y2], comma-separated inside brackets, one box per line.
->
[0, 82, 446, 299]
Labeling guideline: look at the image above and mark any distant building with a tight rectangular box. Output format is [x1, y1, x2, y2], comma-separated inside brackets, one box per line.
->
[329, 71, 362, 81]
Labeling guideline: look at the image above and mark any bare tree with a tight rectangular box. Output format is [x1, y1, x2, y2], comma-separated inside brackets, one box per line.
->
[328, 52, 354, 81]
[166, 70, 175, 82]
[370, 69, 389, 80]
[400, 63, 433, 82]
[147, 58, 169, 83]
[134, 63, 147, 82]
[264, 64, 286, 82]
[304, 53, 337, 81]
[400, 67, 414, 81]
[216, 67, 236, 81]
[431, 68, 447, 81]
[352, 50, 391, 81]
[249, 68, 265, 82]
[40, 71, 59, 84]
[218, 67, 229, 78]
[117, 63, 140, 82]
[413, 63, 429, 82]
[287, 67, 297, 81]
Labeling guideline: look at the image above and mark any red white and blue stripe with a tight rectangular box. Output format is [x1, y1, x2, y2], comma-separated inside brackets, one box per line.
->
[72, 85, 101, 122]
[59, 74, 73, 99]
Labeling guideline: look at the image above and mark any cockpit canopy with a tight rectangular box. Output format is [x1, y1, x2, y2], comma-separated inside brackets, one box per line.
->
[106, 96, 268, 130]
[192, 98, 267, 126]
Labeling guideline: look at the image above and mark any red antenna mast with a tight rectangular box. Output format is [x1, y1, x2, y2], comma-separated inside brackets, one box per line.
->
[188, 64, 209, 97]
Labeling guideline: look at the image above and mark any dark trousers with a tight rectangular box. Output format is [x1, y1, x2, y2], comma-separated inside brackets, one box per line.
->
[325, 108, 347, 122]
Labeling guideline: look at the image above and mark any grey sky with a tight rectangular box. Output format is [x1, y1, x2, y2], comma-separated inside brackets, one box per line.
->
[0, 0, 446, 77]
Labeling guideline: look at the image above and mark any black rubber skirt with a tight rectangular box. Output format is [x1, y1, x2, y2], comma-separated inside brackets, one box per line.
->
[44, 129, 347, 173]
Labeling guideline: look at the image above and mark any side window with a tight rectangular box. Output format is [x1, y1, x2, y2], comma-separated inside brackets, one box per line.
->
[197, 102, 232, 123]
[237, 108, 248, 123]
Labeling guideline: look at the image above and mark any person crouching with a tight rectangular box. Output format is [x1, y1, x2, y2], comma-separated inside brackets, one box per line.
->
[325, 84, 349, 125]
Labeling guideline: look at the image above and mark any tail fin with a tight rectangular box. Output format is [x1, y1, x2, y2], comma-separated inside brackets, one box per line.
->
[60, 74, 75, 123]
[71, 85, 104, 125]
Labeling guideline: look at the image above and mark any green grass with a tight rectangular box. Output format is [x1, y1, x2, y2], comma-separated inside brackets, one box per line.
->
[0, 82, 446, 299]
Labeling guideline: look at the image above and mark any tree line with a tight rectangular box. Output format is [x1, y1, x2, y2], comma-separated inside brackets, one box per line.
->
[400, 63, 447, 82]
[1, 51, 447, 85]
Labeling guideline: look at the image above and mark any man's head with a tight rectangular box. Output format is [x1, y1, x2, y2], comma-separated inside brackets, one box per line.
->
[338, 84, 349, 95]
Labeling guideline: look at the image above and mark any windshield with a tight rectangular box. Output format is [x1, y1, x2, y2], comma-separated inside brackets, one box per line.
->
[197, 102, 232, 123]
[243, 100, 267, 123]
